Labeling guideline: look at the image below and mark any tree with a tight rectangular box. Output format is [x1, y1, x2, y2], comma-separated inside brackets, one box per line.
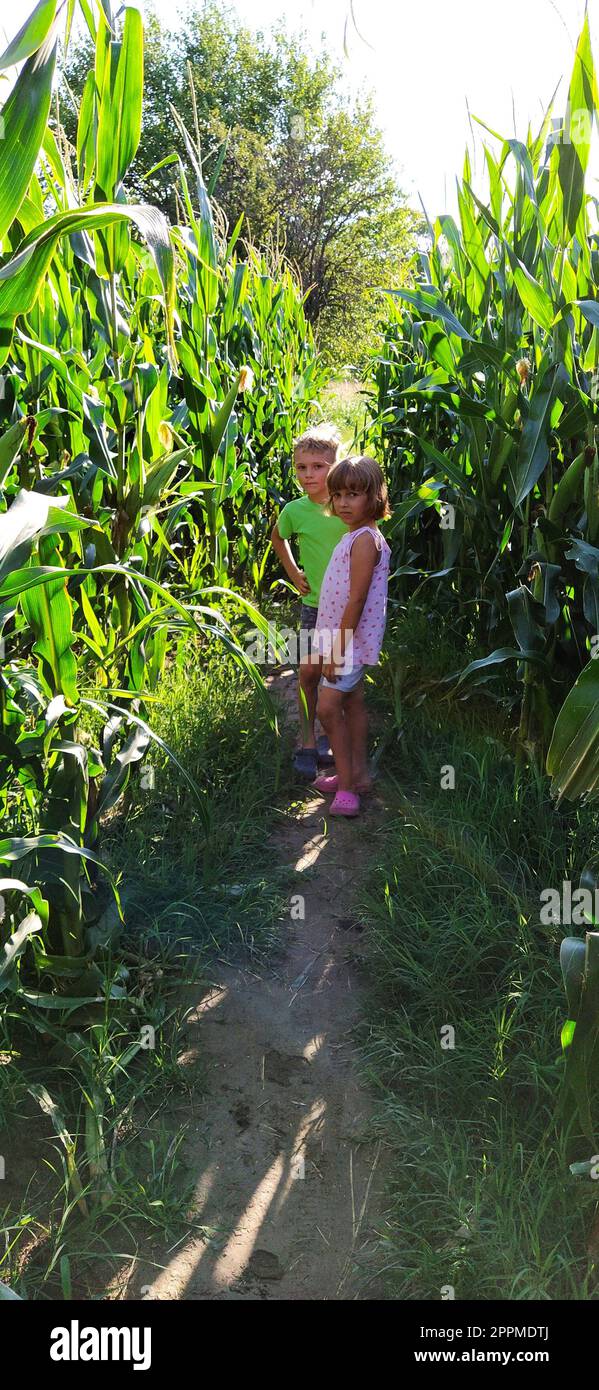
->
[273, 95, 421, 362]
[61, 1, 422, 363]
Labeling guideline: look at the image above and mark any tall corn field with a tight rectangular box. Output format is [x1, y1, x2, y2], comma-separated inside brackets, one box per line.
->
[4, 0, 599, 1306]
[367, 15, 599, 793]
[0, 0, 324, 1026]
[365, 14, 599, 1146]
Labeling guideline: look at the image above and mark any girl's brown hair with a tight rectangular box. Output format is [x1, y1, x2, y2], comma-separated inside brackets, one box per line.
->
[327, 455, 392, 521]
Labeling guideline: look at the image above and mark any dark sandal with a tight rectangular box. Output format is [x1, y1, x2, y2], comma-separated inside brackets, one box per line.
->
[293, 746, 319, 779]
[316, 734, 335, 767]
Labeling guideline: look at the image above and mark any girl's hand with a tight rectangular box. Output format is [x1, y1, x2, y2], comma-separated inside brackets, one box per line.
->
[322, 661, 338, 681]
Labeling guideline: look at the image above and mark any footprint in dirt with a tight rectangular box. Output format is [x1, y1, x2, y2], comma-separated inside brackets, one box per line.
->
[245, 1249, 284, 1282]
[230, 1100, 251, 1131]
[263, 1049, 310, 1087]
[335, 917, 365, 934]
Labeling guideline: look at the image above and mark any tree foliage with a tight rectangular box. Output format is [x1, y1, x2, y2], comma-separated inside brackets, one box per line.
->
[61, 1, 422, 363]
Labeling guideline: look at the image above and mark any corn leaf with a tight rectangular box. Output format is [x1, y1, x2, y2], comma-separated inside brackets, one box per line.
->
[384, 286, 473, 341]
[508, 254, 555, 332]
[21, 564, 78, 704]
[28, 1084, 88, 1216]
[0, 419, 28, 485]
[0, 489, 90, 586]
[554, 14, 598, 242]
[0, 203, 175, 367]
[95, 5, 143, 198]
[0, 911, 42, 990]
[0, 0, 56, 69]
[547, 658, 599, 802]
[0, 33, 56, 244]
[559, 932, 599, 1140]
[511, 363, 560, 508]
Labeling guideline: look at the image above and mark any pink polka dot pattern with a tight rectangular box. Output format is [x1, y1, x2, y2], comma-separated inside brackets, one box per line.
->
[314, 525, 391, 670]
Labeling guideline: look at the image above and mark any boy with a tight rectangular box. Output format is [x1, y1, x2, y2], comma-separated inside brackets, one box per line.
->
[271, 424, 347, 779]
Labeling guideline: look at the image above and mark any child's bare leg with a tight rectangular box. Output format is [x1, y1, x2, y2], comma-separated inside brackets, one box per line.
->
[318, 687, 353, 790]
[344, 684, 372, 792]
[298, 655, 321, 748]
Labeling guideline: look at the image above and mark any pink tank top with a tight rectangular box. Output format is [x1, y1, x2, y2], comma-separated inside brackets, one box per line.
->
[315, 525, 391, 668]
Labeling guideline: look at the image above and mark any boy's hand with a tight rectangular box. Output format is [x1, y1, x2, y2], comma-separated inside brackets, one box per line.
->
[291, 567, 310, 595]
[322, 661, 338, 682]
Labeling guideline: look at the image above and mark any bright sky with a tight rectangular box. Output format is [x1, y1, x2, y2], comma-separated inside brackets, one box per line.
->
[4, 0, 599, 216]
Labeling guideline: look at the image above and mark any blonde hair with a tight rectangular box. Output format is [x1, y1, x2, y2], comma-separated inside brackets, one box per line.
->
[293, 423, 342, 466]
[327, 455, 392, 521]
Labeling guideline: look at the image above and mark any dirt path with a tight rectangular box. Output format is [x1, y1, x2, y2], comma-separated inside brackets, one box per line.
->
[126, 667, 388, 1301]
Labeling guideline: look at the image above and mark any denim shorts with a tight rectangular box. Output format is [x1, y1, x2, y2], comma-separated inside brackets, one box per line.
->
[298, 603, 319, 661]
[321, 665, 365, 692]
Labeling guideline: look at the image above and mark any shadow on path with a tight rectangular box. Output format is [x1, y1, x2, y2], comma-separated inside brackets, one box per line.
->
[124, 667, 390, 1301]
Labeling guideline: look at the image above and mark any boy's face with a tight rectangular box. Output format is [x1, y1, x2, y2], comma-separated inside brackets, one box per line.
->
[294, 448, 334, 502]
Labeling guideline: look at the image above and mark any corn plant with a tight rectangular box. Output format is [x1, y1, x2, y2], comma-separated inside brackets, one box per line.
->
[366, 15, 599, 784]
[363, 16, 599, 1159]
[0, 0, 321, 1038]
[560, 922, 599, 1146]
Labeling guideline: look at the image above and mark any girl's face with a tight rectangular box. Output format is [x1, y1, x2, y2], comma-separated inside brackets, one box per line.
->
[331, 486, 371, 528]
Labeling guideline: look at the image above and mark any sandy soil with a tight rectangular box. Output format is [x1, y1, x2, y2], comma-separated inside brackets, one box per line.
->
[125, 667, 389, 1301]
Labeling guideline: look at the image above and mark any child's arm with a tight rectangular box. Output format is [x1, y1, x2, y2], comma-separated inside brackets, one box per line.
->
[270, 521, 310, 596]
[323, 533, 377, 679]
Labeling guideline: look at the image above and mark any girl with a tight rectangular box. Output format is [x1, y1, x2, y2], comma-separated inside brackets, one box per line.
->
[313, 455, 391, 817]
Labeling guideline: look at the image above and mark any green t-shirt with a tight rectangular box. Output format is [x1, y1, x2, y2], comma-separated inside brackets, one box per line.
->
[277, 494, 348, 607]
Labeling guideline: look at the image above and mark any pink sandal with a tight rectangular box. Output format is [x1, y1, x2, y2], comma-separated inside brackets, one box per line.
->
[330, 790, 360, 817]
[313, 774, 339, 794]
[313, 775, 373, 798]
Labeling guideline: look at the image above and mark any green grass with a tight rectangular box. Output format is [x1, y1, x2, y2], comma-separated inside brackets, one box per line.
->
[100, 638, 292, 967]
[321, 377, 371, 453]
[359, 617, 599, 1300]
[0, 640, 292, 1297]
[0, 941, 202, 1298]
